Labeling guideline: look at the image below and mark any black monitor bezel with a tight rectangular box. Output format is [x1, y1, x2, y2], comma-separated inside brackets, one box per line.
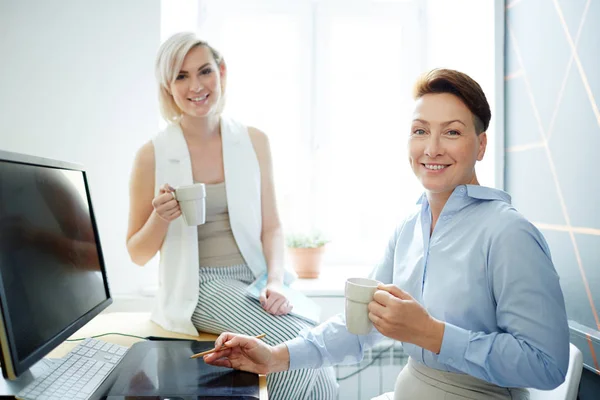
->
[0, 149, 113, 379]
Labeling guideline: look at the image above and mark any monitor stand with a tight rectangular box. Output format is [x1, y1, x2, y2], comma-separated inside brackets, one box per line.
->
[0, 357, 57, 396]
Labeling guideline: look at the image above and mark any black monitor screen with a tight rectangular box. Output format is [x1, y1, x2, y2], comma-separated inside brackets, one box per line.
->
[0, 156, 110, 374]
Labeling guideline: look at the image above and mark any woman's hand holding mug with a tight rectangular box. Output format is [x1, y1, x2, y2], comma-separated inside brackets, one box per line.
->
[151, 183, 181, 222]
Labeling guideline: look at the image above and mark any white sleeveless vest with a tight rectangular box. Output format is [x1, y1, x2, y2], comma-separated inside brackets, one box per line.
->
[151, 117, 282, 335]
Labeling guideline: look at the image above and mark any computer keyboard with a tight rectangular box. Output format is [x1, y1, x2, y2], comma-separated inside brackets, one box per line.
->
[16, 337, 128, 400]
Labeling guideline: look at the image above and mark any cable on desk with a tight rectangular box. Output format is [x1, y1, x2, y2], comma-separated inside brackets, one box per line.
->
[65, 332, 148, 342]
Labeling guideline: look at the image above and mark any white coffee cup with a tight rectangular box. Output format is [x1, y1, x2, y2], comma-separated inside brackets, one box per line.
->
[345, 277, 380, 335]
[173, 183, 206, 226]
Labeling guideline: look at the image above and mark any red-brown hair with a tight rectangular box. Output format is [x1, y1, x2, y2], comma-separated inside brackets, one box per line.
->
[412, 69, 491, 135]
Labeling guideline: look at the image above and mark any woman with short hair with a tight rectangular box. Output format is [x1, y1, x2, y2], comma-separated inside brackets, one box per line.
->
[203, 68, 570, 400]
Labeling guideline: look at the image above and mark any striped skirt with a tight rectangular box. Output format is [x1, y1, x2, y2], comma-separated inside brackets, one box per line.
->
[191, 264, 338, 400]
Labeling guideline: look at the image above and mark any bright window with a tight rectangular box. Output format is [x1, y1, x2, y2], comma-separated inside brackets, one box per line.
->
[192, 0, 424, 266]
[161, 0, 497, 268]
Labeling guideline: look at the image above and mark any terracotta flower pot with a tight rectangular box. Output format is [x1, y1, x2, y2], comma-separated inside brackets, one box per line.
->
[287, 246, 326, 279]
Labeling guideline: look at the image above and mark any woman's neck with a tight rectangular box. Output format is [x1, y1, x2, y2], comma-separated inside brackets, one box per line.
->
[180, 114, 221, 142]
[427, 190, 453, 222]
[427, 174, 480, 234]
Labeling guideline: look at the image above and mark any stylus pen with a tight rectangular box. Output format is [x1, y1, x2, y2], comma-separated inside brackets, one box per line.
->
[190, 333, 267, 359]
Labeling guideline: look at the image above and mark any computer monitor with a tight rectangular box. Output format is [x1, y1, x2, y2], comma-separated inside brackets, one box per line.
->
[0, 150, 112, 380]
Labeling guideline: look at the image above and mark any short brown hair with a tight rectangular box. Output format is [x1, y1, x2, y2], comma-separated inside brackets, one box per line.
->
[412, 69, 491, 134]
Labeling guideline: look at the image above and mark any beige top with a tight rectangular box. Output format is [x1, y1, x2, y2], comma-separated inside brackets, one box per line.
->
[197, 182, 246, 267]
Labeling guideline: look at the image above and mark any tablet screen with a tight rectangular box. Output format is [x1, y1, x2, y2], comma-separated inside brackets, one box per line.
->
[103, 340, 260, 400]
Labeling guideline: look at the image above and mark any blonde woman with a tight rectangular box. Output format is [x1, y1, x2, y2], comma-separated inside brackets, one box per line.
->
[126, 32, 337, 399]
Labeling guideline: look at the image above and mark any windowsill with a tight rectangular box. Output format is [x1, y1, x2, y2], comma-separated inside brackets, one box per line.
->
[127, 265, 373, 299]
[290, 265, 372, 297]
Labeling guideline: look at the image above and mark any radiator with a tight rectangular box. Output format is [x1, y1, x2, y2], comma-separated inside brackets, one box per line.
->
[335, 340, 407, 400]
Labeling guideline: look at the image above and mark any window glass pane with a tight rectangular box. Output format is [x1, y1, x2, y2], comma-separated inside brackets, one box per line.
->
[202, 1, 313, 228]
[314, 6, 423, 265]
[190, 0, 424, 267]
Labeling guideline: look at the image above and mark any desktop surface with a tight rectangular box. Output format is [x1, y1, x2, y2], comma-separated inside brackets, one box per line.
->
[104, 340, 259, 400]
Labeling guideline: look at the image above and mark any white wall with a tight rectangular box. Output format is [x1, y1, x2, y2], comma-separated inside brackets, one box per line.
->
[0, 0, 161, 295]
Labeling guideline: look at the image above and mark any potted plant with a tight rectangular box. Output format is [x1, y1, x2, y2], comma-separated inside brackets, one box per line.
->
[286, 232, 330, 279]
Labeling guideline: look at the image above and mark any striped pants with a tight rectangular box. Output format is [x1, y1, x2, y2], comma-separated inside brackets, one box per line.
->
[191, 264, 338, 400]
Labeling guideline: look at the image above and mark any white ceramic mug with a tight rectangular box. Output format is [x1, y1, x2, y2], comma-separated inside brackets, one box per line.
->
[173, 183, 206, 226]
[345, 277, 380, 335]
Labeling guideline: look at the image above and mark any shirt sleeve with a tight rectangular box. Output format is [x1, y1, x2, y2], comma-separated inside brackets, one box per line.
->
[436, 216, 570, 389]
[287, 224, 403, 370]
[287, 315, 386, 370]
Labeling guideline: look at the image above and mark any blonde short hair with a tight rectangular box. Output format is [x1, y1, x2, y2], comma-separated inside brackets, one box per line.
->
[155, 32, 225, 123]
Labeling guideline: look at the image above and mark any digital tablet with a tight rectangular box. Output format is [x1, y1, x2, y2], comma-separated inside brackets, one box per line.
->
[102, 340, 260, 400]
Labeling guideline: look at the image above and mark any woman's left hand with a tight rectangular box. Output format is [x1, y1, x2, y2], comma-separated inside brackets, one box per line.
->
[368, 284, 445, 354]
[259, 282, 293, 316]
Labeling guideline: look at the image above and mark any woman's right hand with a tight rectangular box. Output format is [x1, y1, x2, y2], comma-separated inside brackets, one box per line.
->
[203, 332, 289, 375]
[151, 183, 181, 222]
